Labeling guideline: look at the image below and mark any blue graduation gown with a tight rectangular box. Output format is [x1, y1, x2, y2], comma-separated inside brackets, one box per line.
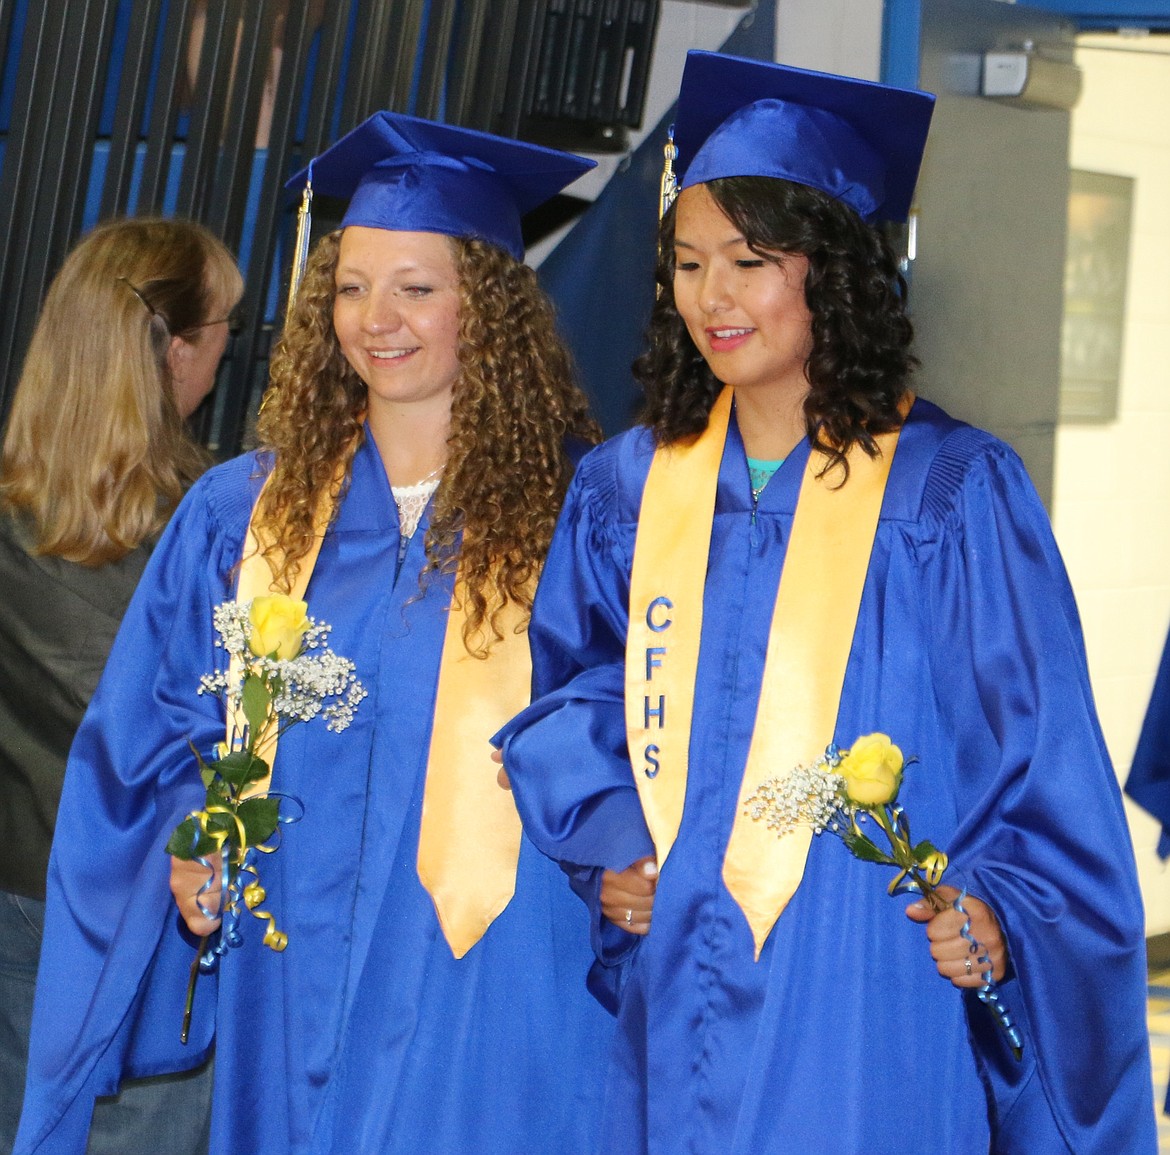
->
[496, 399, 1156, 1154]
[1125, 623, 1170, 1115]
[1126, 625, 1170, 859]
[17, 431, 612, 1154]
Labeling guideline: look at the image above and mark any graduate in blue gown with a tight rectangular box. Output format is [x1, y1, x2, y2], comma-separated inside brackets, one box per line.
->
[494, 52, 1156, 1154]
[1127, 626, 1170, 859]
[17, 114, 612, 1154]
[1126, 623, 1170, 1117]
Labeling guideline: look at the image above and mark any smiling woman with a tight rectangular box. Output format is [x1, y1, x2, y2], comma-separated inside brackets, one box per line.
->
[493, 49, 1158, 1155]
[331, 227, 463, 426]
[17, 115, 610, 1155]
[671, 183, 813, 457]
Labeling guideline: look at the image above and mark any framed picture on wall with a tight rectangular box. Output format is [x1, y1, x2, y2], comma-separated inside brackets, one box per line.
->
[1060, 167, 1134, 423]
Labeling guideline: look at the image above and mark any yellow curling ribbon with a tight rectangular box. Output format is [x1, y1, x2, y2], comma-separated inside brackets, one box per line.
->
[240, 865, 288, 952]
[187, 800, 291, 948]
[628, 386, 908, 956]
[236, 447, 531, 960]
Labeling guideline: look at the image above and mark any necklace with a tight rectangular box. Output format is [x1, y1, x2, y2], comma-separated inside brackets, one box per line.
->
[401, 463, 444, 488]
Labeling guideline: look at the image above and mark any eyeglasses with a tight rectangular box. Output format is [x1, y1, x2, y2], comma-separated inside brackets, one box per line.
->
[119, 277, 246, 336]
[188, 303, 246, 336]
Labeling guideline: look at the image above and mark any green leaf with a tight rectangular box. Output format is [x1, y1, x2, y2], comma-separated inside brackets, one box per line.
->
[205, 777, 231, 806]
[212, 749, 271, 788]
[913, 839, 944, 863]
[241, 673, 272, 745]
[842, 831, 897, 865]
[166, 816, 220, 859]
[236, 796, 281, 848]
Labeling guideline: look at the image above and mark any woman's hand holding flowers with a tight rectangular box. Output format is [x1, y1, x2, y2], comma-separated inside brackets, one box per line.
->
[906, 884, 1008, 988]
[745, 732, 1022, 1058]
[170, 852, 223, 936]
[168, 594, 367, 1042]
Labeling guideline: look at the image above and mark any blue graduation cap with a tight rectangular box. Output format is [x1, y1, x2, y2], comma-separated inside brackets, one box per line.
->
[283, 112, 595, 315]
[666, 51, 935, 224]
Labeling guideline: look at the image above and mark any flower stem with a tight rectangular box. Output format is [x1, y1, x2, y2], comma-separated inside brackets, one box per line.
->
[871, 804, 912, 864]
[180, 935, 208, 1044]
[913, 869, 951, 913]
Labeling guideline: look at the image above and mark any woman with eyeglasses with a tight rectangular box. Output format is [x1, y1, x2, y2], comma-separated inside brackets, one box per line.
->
[0, 215, 242, 1155]
[16, 116, 613, 1155]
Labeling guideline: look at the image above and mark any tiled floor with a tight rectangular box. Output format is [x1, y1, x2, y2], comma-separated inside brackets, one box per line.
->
[1149, 968, 1170, 1152]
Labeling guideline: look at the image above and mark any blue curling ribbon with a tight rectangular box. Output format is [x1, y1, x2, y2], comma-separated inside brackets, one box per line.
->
[953, 889, 1024, 1061]
[188, 792, 305, 973]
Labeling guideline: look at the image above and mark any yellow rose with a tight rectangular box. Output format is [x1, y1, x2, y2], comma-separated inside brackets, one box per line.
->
[838, 732, 904, 807]
[248, 595, 309, 660]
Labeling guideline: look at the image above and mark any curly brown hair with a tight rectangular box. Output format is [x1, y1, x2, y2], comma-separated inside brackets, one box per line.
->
[635, 177, 916, 475]
[255, 229, 599, 652]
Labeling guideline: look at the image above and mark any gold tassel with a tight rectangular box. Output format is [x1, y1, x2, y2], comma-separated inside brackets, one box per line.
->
[656, 129, 679, 299]
[659, 129, 678, 221]
[285, 178, 314, 326]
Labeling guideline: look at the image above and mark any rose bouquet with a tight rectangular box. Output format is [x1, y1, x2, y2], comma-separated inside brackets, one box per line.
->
[745, 732, 1022, 1059]
[168, 594, 366, 1039]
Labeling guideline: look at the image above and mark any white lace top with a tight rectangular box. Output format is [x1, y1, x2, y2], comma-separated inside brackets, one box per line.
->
[391, 477, 441, 539]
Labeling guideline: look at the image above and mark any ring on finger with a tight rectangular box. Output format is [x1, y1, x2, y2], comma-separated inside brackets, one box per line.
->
[964, 956, 972, 976]
[625, 909, 633, 926]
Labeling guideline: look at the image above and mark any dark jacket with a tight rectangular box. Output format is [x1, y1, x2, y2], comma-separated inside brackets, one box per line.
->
[0, 508, 151, 899]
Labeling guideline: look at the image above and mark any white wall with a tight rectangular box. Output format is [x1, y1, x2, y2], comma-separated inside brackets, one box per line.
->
[775, 0, 883, 78]
[1051, 33, 1170, 934]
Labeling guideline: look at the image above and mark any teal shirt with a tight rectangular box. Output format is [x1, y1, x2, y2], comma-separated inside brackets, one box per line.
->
[747, 456, 785, 501]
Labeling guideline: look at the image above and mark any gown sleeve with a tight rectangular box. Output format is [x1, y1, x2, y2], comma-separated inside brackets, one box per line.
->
[920, 430, 1153, 1153]
[494, 446, 655, 981]
[1125, 624, 1170, 857]
[16, 463, 254, 1154]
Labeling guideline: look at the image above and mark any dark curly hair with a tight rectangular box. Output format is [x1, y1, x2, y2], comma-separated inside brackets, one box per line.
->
[635, 177, 916, 475]
[255, 230, 599, 654]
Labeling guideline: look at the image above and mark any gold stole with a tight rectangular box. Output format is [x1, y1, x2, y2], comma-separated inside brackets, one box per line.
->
[235, 471, 529, 960]
[626, 386, 903, 957]
[416, 586, 529, 959]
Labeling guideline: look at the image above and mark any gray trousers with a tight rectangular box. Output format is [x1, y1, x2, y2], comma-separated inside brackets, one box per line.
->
[0, 889, 213, 1155]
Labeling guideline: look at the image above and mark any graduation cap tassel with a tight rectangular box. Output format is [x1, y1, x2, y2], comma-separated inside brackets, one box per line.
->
[656, 128, 679, 300]
[659, 128, 678, 221]
[285, 177, 314, 326]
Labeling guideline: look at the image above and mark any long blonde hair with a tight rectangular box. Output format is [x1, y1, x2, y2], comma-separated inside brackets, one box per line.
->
[0, 217, 242, 565]
[257, 229, 600, 652]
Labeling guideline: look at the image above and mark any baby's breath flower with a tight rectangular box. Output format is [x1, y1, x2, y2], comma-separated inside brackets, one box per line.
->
[196, 602, 366, 733]
[198, 670, 229, 697]
[744, 755, 846, 835]
[323, 680, 367, 733]
[211, 601, 251, 656]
